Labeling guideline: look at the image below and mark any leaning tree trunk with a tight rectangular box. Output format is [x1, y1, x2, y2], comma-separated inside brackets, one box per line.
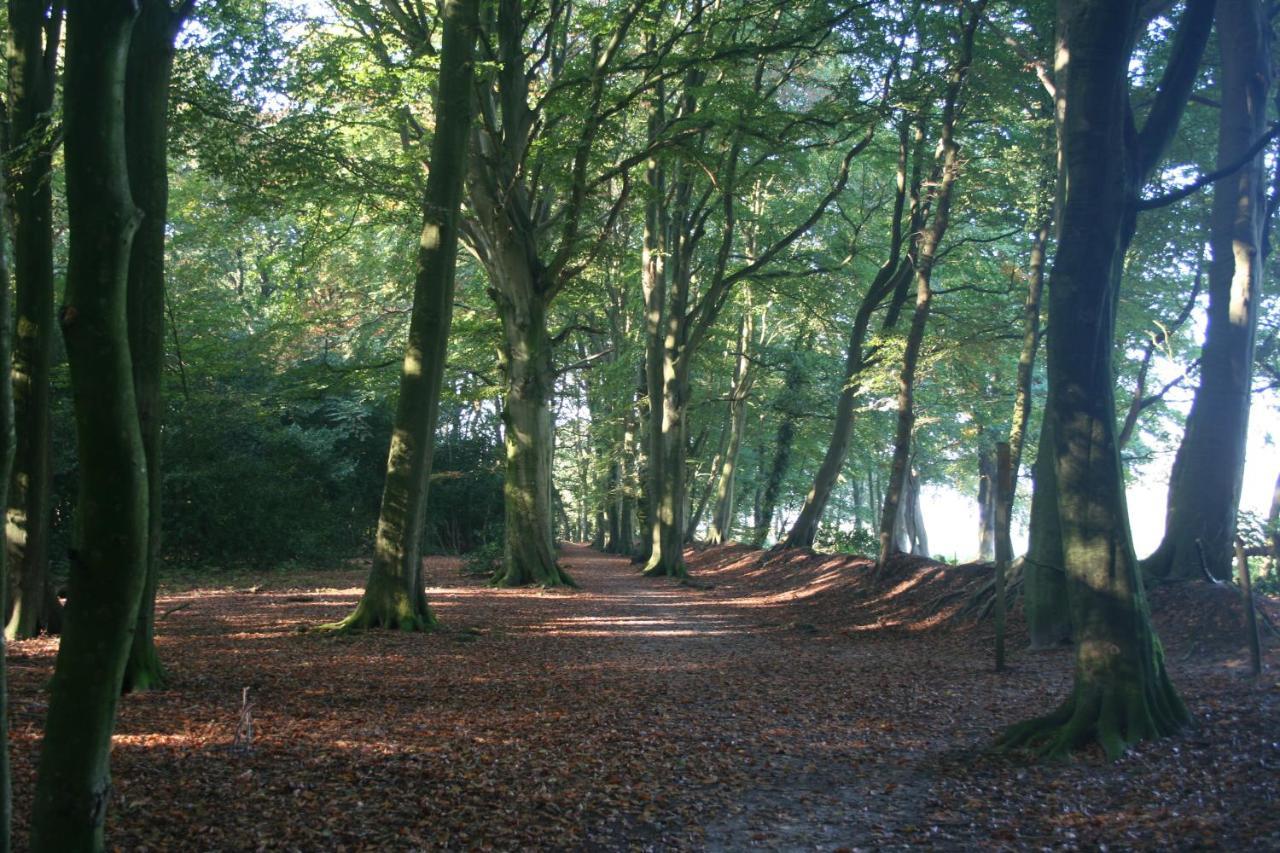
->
[877, 2, 982, 570]
[29, 2, 147, 848]
[4, 0, 62, 641]
[1144, 0, 1270, 583]
[122, 0, 194, 693]
[1000, 214, 1050, 563]
[325, 0, 480, 628]
[1000, 0, 1199, 759]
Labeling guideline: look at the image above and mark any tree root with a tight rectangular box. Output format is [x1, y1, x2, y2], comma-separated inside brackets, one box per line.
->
[317, 598, 438, 634]
[997, 675, 1187, 761]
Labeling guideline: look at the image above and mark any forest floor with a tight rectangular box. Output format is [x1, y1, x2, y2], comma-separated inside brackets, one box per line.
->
[7, 543, 1280, 851]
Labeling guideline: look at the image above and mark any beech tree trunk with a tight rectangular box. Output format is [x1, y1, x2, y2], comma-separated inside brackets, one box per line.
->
[4, 0, 62, 641]
[30, 2, 146, 847]
[1023, 417, 1071, 648]
[0, 108, 18, 853]
[1144, 0, 1270, 583]
[784, 118, 918, 550]
[707, 314, 754, 545]
[122, 0, 195, 693]
[877, 2, 982, 569]
[1000, 0, 1208, 759]
[326, 0, 481, 628]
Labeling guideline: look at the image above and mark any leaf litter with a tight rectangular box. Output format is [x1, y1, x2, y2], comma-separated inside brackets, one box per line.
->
[5, 543, 1278, 850]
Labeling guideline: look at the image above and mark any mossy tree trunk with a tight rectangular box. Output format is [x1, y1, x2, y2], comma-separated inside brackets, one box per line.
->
[29, 1, 146, 848]
[1144, 0, 1270, 583]
[1001, 0, 1213, 758]
[1023, 416, 1071, 648]
[121, 0, 196, 694]
[327, 0, 481, 628]
[4, 0, 63, 641]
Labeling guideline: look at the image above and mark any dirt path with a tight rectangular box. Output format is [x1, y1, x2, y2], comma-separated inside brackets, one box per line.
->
[5, 544, 1278, 849]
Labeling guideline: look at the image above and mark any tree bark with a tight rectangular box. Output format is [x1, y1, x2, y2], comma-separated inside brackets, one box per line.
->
[877, 2, 983, 570]
[1001, 214, 1050, 566]
[4, 0, 63, 641]
[122, 0, 194, 693]
[1000, 0, 1202, 759]
[1144, 0, 1270, 583]
[30, 2, 145, 847]
[1023, 416, 1071, 648]
[326, 0, 481, 628]
[0, 101, 18, 853]
[707, 313, 754, 545]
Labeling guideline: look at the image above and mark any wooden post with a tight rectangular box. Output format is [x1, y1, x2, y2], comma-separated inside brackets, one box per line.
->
[994, 441, 1012, 672]
[1235, 537, 1262, 678]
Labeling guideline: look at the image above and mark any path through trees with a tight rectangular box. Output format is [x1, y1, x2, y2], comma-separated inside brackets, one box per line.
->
[6, 545, 1275, 847]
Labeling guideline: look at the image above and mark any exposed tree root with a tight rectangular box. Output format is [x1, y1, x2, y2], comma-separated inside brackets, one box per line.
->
[318, 597, 438, 634]
[492, 565, 577, 589]
[997, 672, 1188, 761]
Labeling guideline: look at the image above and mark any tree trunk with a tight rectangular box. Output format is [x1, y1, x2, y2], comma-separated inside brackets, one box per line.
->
[1144, 0, 1270, 583]
[708, 313, 754, 545]
[784, 117, 919, 550]
[122, 0, 193, 693]
[1000, 0, 1203, 759]
[751, 349, 805, 547]
[977, 444, 996, 562]
[0, 102, 18, 853]
[878, 2, 982, 569]
[1000, 215, 1050, 562]
[4, 0, 63, 641]
[30, 2, 146, 847]
[493, 289, 572, 586]
[326, 0, 480, 629]
[1023, 417, 1071, 648]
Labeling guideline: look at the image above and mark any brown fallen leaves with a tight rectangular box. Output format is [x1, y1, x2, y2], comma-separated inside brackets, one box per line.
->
[6, 544, 1278, 850]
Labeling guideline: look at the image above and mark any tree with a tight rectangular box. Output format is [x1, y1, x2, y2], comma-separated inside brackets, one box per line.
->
[326, 0, 480, 631]
[1144, 0, 1272, 583]
[0, 99, 18, 853]
[4, 0, 63, 640]
[1000, 0, 1214, 758]
[876, 0, 985, 569]
[122, 0, 199, 693]
[29, 0, 147, 847]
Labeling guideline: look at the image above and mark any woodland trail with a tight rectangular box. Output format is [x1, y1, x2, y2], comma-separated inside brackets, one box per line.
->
[5, 544, 1279, 849]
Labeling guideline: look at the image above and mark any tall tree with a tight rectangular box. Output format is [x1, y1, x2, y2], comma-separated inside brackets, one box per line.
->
[0, 101, 18, 853]
[326, 0, 480, 631]
[877, 0, 985, 570]
[121, 0, 199, 693]
[29, 0, 146, 847]
[1144, 0, 1272, 582]
[465, 0, 645, 587]
[1000, 0, 1213, 758]
[4, 0, 63, 640]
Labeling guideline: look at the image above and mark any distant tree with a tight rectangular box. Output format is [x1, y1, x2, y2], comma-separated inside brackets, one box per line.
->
[5, 0, 64, 640]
